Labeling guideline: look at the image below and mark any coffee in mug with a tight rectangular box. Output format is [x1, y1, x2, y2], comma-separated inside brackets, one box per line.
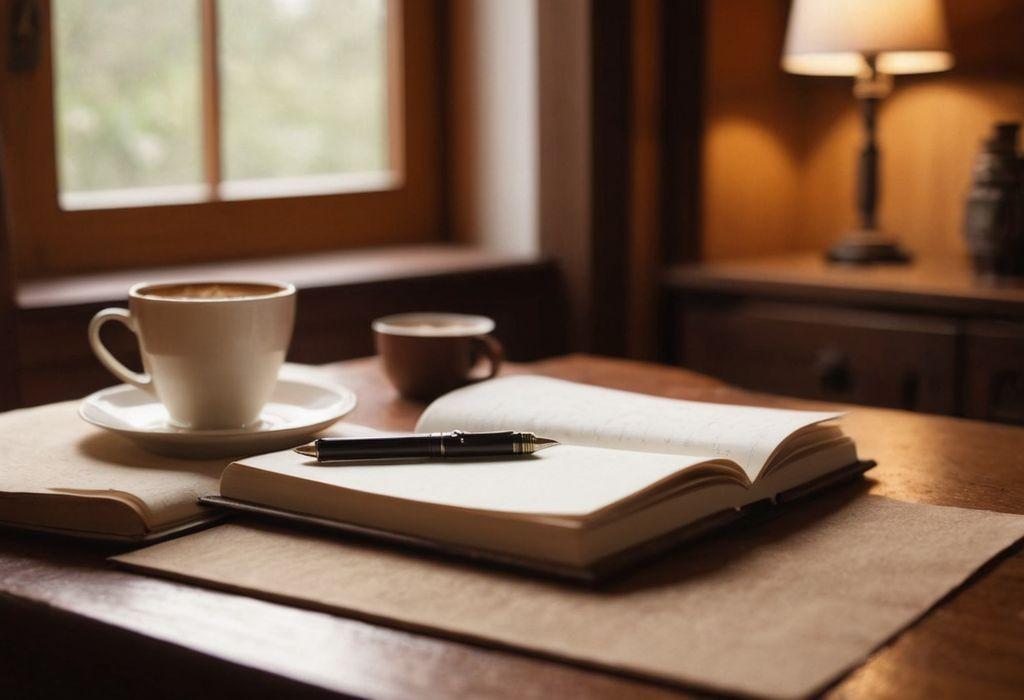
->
[373, 312, 503, 400]
[88, 281, 296, 429]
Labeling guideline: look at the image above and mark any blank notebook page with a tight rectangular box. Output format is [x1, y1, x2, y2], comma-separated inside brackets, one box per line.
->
[416, 375, 840, 481]
[234, 445, 714, 517]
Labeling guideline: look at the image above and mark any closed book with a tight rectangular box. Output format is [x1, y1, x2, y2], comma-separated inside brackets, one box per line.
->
[0, 401, 224, 540]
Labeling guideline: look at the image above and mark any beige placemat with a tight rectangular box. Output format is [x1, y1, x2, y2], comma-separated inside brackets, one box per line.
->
[114, 494, 1024, 698]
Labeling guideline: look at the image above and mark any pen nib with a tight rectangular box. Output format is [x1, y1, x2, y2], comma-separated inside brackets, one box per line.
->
[293, 443, 317, 458]
[532, 437, 559, 453]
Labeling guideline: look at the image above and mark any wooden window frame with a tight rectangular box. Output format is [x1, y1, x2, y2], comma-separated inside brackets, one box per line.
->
[0, 0, 444, 278]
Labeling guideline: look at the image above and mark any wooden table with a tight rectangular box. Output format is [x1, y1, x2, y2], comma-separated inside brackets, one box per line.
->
[2, 355, 1023, 699]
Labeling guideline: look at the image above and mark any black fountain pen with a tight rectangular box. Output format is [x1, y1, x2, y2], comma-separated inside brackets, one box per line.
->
[294, 430, 559, 463]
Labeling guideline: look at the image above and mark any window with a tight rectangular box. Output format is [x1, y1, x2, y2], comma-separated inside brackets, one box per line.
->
[53, 0, 392, 209]
[1, 0, 442, 277]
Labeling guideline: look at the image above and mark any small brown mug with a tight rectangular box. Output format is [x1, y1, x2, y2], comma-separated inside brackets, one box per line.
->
[373, 312, 503, 400]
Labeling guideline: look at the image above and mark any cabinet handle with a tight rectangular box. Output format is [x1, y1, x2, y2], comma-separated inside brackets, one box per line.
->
[814, 348, 852, 394]
[989, 370, 1024, 424]
[900, 372, 920, 411]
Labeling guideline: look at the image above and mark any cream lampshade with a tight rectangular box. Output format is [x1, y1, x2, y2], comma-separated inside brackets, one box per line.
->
[783, 0, 953, 76]
[782, 0, 954, 264]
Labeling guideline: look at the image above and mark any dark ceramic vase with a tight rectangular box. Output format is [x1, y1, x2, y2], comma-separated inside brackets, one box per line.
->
[964, 122, 1024, 277]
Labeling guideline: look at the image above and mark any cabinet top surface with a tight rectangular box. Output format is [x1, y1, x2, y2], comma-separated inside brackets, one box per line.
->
[665, 253, 1024, 315]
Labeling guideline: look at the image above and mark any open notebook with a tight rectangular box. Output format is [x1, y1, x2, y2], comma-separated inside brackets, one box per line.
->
[211, 376, 871, 579]
[0, 364, 351, 541]
[0, 401, 225, 540]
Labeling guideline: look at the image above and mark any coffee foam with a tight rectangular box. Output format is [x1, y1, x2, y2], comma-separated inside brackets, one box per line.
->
[373, 313, 494, 337]
[138, 282, 286, 301]
[391, 322, 481, 333]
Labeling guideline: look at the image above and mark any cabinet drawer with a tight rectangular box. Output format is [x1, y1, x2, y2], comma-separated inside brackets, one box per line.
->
[676, 302, 958, 413]
[964, 322, 1024, 424]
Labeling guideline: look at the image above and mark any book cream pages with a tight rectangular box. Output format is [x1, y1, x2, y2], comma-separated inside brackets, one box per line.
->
[220, 376, 861, 568]
[0, 401, 224, 539]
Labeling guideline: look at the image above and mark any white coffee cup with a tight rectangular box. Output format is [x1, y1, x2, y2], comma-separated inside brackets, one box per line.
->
[88, 281, 297, 430]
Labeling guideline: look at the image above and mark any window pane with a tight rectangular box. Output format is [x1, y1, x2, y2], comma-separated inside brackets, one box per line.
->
[219, 0, 390, 189]
[52, 0, 203, 208]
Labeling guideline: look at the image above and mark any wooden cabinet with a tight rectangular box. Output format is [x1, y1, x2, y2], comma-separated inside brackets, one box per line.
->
[963, 322, 1024, 423]
[665, 255, 1024, 423]
[678, 302, 958, 413]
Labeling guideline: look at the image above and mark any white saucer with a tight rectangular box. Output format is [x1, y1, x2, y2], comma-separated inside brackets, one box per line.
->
[79, 364, 357, 459]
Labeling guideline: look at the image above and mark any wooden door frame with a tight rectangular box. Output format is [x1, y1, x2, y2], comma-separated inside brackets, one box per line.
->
[0, 133, 20, 410]
[660, 0, 705, 266]
[588, 0, 705, 357]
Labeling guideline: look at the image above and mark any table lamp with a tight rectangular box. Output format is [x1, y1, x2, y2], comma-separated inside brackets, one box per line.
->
[782, 0, 954, 264]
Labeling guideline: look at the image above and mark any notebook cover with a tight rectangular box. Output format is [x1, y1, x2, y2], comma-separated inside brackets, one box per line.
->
[199, 460, 876, 582]
[0, 511, 226, 543]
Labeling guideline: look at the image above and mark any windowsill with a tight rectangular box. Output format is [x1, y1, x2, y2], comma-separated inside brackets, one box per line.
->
[17, 245, 545, 310]
[58, 172, 401, 211]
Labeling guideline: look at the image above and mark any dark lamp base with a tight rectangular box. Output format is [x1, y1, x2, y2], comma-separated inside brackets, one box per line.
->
[826, 230, 912, 265]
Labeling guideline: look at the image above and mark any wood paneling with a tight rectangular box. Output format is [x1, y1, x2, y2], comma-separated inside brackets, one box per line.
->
[702, 0, 805, 261]
[702, 0, 1024, 261]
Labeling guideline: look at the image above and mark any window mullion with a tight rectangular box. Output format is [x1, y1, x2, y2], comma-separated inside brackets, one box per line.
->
[200, 0, 222, 198]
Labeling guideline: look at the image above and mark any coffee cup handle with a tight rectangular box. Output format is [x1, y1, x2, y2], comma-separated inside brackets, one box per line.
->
[470, 335, 503, 381]
[88, 308, 153, 393]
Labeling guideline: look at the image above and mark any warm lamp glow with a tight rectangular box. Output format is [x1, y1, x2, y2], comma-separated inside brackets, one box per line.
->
[780, 0, 956, 263]
[782, 0, 954, 76]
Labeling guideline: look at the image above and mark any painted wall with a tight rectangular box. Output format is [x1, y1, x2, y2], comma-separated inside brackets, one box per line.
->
[448, 0, 595, 350]
[449, 0, 539, 254]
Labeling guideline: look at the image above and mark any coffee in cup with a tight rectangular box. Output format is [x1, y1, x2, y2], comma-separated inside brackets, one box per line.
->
[88, 281, 296, 429]
[373, 312, 503, 400]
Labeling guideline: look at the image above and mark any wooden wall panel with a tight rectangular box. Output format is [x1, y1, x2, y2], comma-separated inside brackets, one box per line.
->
[702, 0, 805, 261]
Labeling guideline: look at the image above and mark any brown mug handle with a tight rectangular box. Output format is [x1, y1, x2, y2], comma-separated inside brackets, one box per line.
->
[470, 335, 503, 381]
